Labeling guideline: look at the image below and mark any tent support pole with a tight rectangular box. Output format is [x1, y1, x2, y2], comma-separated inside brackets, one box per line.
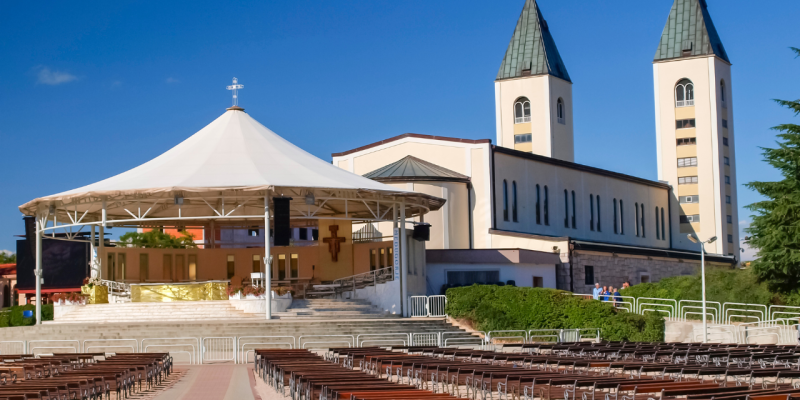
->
[400, 200, 408, 317]
[35, 213, 43, 325]
[264, 196, 272, 320]
[98, 199, 106, 279]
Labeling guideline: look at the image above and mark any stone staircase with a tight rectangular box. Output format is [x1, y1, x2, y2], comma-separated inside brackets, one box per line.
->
[273, 299, 399, 319]
[50, 301, 264, 323]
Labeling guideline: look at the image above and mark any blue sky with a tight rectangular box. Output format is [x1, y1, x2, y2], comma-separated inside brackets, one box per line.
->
[1, 0, 798, 258]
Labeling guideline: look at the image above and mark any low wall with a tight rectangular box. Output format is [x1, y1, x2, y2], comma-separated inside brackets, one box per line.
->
[665, 320, 795, 344]
[351, 279, 401, 315]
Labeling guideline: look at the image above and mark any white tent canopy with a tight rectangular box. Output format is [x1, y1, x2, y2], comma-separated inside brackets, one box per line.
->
[20, 107, 444, 226]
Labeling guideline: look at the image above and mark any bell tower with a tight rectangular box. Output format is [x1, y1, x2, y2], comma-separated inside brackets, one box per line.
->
[653, 0, 739, 256]
[494, 0, 574, 162]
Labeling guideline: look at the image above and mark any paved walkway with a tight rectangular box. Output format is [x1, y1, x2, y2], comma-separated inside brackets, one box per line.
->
[153, 365, 258, 400]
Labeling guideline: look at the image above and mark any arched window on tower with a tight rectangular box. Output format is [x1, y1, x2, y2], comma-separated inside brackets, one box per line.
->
[503, 180, 509, 222]
[557, 98, 565, 124]
[675, 79, 694, 107]
[720, 80, 727, 109]
[514, 97, 531, 124]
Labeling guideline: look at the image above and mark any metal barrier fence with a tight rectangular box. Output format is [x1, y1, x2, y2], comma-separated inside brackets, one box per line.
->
[237, 336, 295, 364]
[408, 295, 447, 317]
[202, 337, 236, 364]
[0, 341, 25, 355]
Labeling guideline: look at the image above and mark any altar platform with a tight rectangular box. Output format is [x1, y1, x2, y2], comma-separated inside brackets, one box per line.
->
[130, 280, 229, 302]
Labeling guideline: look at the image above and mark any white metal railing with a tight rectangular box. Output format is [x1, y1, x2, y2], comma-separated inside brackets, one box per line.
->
[333, 266, 394, 297]
[409, 296, 428, 317]
[27, 340, 80, 356]
[679, 300, 721, 324]
[487, 330, 527, 344]
[723, 302, 767, 324]
[636, 297, 677, 319]
[0, 341, 25, 355]
[411, 333, 440, 347]
[408, 295, 447, 317]
[515, 116, 531, 123]
[237, 336, 295, 364]
[202, 337, 236, 364]
[298, 335, 355, 350]
[770, 305, 800, 320]
[98, 279, 132, 303]
[141, 337, 199, 364]
[356, 333, 409, 348]
[83, 339, 138, 354]
[676, 99, 695, 107]
[441, 331, 485, 348]
[528, 329, 561, 343]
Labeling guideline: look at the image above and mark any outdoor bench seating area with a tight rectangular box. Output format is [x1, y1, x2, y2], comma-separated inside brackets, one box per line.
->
[0, 353, 172, 400]
[253, 341, 800, 400]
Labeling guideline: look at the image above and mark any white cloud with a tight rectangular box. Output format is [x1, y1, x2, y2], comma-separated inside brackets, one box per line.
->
[36, 67, 77, 85]
[165, 77, 179, 84]
[0, 250, 12, 255]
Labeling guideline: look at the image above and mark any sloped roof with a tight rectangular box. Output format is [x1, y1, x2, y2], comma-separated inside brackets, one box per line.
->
[363, 156, 470, 183]
[654, 0, 730, 63]
[496, 0, 571, 82]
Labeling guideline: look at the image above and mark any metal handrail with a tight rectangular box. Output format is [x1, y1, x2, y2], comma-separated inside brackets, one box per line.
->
[333, 266, 394, 288]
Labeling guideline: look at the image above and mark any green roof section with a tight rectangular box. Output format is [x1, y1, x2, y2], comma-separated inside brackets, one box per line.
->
[654, 0, 730, 63]
[496, 0, 571, 83]
[363, 156, 470, 183]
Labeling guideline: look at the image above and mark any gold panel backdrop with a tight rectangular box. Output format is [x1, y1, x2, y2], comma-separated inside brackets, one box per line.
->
[130, 281, 229, 302]
[81, 285, 109, 304]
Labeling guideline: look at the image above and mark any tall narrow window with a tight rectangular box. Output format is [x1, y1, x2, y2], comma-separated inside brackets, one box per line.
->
[564, 190, 569, 228]
[640, 203, 646, 238]
[370, 249, 377, 271]
[590, 194, 595, 231]
[619, 200, 624, 235]
[139, 254, 149, 282]
[226, 255, 234, 279]
[502, 180, 509, 222]
[252, 254, 261, 273]
[613, 199, 618, 234]
[107, 253, 116, 282]
[536, 185, 542, 225]
[512, 181, 518, 222]
[571, 191, 576, 229]
[290, 254, 299, 278]
[175, 254, 185, 282]
[557, 98, 565, 124]
[720, 80, 727, 108]
[655, 207, 660, 240]
[596, 195, 601, 232]
[188, 254, 197, 281]
[544, 186, 549, 226]
[163, 254, 173, 281]
[661, 208, 666, 241]
[635, 203, 639, 237]
[118, 253, 126, 282]
[277, 254, 286, 280]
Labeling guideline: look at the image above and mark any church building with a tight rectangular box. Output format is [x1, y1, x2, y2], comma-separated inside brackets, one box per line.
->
[332, 0, 738, 294]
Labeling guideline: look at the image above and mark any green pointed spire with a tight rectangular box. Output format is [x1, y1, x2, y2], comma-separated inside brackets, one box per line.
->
[654, 0, 730, 63]
[496, 0, 571, 82]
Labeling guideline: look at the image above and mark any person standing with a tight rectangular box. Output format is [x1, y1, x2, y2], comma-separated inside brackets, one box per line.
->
[592, 283, 603, 300]
[613, 287, 622, 303]
[602, 286, 609, 301]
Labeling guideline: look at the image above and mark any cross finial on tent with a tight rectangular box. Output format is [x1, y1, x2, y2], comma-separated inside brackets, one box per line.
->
[226, 77, 244, 106]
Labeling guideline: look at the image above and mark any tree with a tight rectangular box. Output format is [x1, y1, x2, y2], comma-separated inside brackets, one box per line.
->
[117, 230, 198, 249]
[745, 47, 800, 292]
[0, 252, 16, 264]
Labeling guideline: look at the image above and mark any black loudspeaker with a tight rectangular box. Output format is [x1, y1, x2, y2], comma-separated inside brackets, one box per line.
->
[273, 197, 293, 246]
[412, 224, 430, 242]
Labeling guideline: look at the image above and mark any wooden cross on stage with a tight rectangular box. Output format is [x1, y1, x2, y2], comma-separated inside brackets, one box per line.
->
[322, 225, 346, 262]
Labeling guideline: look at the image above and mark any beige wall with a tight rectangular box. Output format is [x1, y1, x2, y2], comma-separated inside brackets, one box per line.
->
[493, 152, 671, 249]
[494, 75, 574, 162]
[654, 55, 738, 255]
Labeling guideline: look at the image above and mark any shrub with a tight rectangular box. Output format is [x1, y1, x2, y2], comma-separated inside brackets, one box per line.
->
[446, 285, 664, 342]
[3, 304, 54, 327]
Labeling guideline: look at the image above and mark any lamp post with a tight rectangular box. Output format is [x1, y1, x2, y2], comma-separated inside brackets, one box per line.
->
[687, 234, 717, 343]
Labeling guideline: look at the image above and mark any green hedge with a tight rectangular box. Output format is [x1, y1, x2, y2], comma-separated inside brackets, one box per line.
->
[446, 285, 664, 342]
[0, 304, 53, 327]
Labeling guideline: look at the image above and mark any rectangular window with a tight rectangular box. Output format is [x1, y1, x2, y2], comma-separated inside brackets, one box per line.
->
[139, 254, 149, 282]
[370, 249, 377, 271]
[117, 253, 126, 282]
[290, 254, 299, 278]
[188, 254, 197, 281]
[107, 253, 116, 282]
[584, 266, 595, 286]
[723, 137, 729, 146]
[226, 255, 235, 279]
[677, 137, 697, 146]
[312, 229, 319, 241]
[446, 270, 500, 286]
[533, 276, 544, 288]
[175, 254, 185, 282]
[722, 119, 728, 128]
[299, 228, 308, 241]
[163, 254, 173, 282]
[680, 195, 699, 203]
[726, 195, 732, 204]
[676, 119, 696, 129]
[727, 215, 732, 224]
[252, 254, 261, 273]
[728, 235, 733, 243]
[387, 247, 393, 267]
[277, 254, 286, 280]
[724, 157, 730, 166]
[725, 176, 730, 184]
[678, 176, 699, 185]
[379, 248, 385, 268]
[680, 214, 701, 223]
[677, 157, 698, 167]
[590, 194, 594, 231]
[514, 134, 532, 144]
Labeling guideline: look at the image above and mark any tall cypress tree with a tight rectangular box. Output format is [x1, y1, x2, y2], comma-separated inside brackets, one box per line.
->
[745, 47, 800, 292]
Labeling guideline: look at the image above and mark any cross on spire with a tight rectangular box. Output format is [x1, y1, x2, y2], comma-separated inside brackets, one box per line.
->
[226, 77, 244, 106]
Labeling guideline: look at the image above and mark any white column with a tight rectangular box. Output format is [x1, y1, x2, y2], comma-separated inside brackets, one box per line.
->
[90, 225, 97, 276]
[400, 200, 408, 317]
[264, 196, 272, 320]
[35, 214, 43, 325]
[98, 199, 107, 279]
